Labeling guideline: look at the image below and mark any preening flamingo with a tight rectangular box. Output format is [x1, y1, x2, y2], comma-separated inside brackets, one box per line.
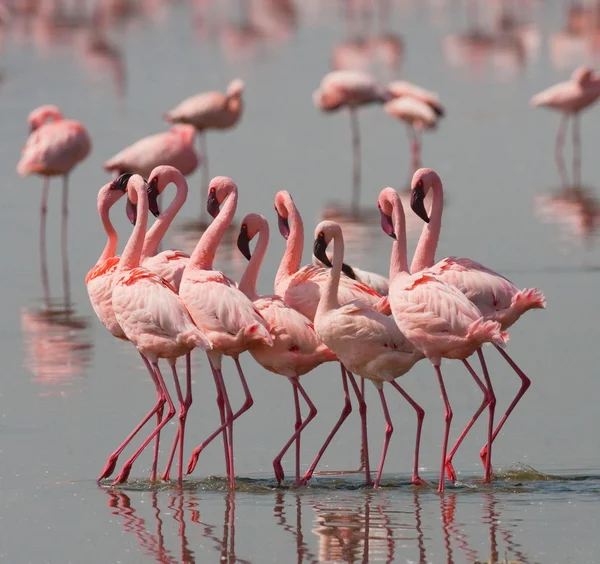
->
[104, 125, 200, 180]
[179, 176, 272, 488]
[111, 174, 211, 486]
[311, 216, 426, 488]
[164, 79, 244, 221]
[313, 70, 386, 211]
[236, 213, 337, 485]
[408, 168, 545, 482]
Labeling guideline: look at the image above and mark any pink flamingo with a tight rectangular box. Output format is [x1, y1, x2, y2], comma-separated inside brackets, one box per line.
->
[164, 79, 244, 220]
[531, 67, 600, 185]
[408, 168, 546, 482]
[313, 70, 386, 211]
[179, 176, 273, 488]
[111, 174, 211, 486]
[311, 215, 426, 488]
[18, 104, 92, 304]
[236, 213, 337, 485]
[274, 190, 387, 485]
[104, 125, 200, 180]
[385, 80, 445, 116]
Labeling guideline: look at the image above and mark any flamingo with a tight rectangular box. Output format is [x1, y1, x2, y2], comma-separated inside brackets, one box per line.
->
[18, 104, 92, 305]
[313, 70, 386, 212]
[110, 174, 211, 486]
[385, 200, 508, 492]
[236, 213, 337, 485]
[312, 253, 389, 295]
[274, 190, 387, 485]
[408, 168, 546, 482]
[179, 176, 273, 488]
[86, 174, 164, 482]
[385, 80, 445, 117]
[164, 79, 244, 221]
[104, 125, 200, 180]
[311, 216, 426, 488]
[531, 67, 600, 185]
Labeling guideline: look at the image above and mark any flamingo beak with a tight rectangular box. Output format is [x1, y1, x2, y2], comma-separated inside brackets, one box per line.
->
[313, 233, 332, 267]
[147, 177, 160, 218]
[277, 211, 290, 240]
[410, 185, 430, 223]
[113, 172, 133, 192]
[237, 225, 252, 261]
[380, 209, 396, 239]
[125, 197, 137, 226]
[207, 190, 220, 218]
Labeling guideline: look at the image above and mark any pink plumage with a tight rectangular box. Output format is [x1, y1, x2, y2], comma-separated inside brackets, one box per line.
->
[531, 66, 600, 113]
[313, 70, 385, 111]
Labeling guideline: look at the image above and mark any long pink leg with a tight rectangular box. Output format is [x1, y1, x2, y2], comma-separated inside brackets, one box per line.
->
[479, 346, 531, 468]
[407, 126, 421, 174]
[61, 174, 71, 308]
[40, 177, 50, 307]
[347, 373, 372, 486]
[198, 132, 209, 225]
[113, 362, 176, 484]
[349, 106, 361, 215]
[300, 364, 353, 485]
[98, 353, 163, 481]
[555, 114, 569, 185]
[435, 364, 453, 494]
[162, 354, 192, 482]
[444, 353, 492, 483]
[374, 387, 394, 488]
[389, 380, 426, 485]
[273, 378, 317, 486]
[573, 113, 581, 186]
[479, 351, 496, 482]
[212, 366, 235, 488]
[186, 357, 253, 475]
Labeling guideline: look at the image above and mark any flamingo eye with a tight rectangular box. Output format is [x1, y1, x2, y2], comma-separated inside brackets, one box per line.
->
[318, 232, 324, 239]
[210, 187, 216, 193]
[242, 223, 247, 230]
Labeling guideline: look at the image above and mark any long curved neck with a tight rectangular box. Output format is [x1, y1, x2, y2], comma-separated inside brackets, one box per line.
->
[275, 200, 304, 289]
[96, 189, 118, 265]
[389, 197, 409, 281]
[118, 180, 148, 272]
[319, 231, 343, 313]
[410, 180, 443, 273]
[189, 189, 237, 270]
[142, 177, 187, 259]
[239, 225, 269, 301]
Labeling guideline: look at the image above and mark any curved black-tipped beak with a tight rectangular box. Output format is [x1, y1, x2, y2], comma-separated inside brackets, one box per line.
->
[147, 177, 160, 218]
[125, 196, 137, 226]
[313, 234, 332, 267]
[237, 225, 252, 261]
[277, 212, 290, 240]
[207, 191, 220, 218]
[410, 185, 430, 223]
[113, 172, 133, 192]
[380, 209, 396, 239]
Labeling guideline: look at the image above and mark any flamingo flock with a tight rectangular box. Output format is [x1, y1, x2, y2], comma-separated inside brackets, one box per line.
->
[27, 62, 600, 494]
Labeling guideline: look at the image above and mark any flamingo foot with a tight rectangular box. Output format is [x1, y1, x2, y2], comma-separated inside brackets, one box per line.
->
[112, 464, 132, 485]
[444, 460, 458, 483]
[186, 449, 201, 475]
[412, 476, 428, 487]
[98, 456, 119, 481]
[480, 445, 489, 469]
[273, 459, 285, 485]
[161, 469, 171, 482]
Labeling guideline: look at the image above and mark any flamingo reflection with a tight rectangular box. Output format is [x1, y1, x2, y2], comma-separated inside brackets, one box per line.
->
[273, 491, 319, 563]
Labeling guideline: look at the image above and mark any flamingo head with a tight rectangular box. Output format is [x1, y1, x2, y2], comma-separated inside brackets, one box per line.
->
[124, 175, 160, 225]
[410, 168, 439, 223]
[207, 176, 237, 219]
[237, 213, 267, 261]
[377, 187, 398, 239]
[28, 104, 63, 132]
[313, 220, 342, 268]
[274, 190, 292, 240]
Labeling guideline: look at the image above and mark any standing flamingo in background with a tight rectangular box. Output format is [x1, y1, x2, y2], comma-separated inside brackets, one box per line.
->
[18, 104, 92, 306]
[408, 168, 546, 482]
[180, 176, 272, 488]
[236, 213, 337, 485]
[111, 174, 212, 486]
[104, 125, 200, 180]
[164, 79, 244, 223]
[531, 67, 600, 186]
[311, 216, 426, 488]
[313, 70, 386, 213]
[274, 190, 387, 484]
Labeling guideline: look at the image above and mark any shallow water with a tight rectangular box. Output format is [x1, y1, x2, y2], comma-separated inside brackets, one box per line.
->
[2, 0, 600, 562]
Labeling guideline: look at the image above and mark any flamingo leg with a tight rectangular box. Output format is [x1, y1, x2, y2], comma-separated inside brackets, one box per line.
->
[113, 362, 176, 485]
[300, 364, 353, 485]
[40, 178, 50, 307]
[435, 365, 453, 493]
[349, 105, 361, 215]
[478, 350, 496, 482]
[374, 386, 394, 488]
[389, 380, 426, 485]
[98, 353, 162, 481]
[163, 361, 189, 487]
[347, 373, 372, 486]
[479, 346, 531, 468]
[273, 377, 317, 486]
[61, 174, 71, 308]
[198, 131, 209, 225]
[444, 353, 491, 483]
[212, 366, 235, 488]
[573, 112, 581, 186]
[555, 114, 569, 185]
[186, 357, 253, 475]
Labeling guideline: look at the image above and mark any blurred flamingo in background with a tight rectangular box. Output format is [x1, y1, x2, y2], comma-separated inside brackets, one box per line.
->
[236, 213, 337, 485]
[164, 79, 244, 225]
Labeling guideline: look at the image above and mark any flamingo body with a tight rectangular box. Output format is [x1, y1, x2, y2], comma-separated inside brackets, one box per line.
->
[313, 70, 385, 111]
[531, 67, 600, 114]
[384, 97, 439, 130]
[385, 80, 445, 116]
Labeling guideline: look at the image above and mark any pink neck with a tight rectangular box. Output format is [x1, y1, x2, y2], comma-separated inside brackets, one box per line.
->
[239, 222, 269, 301]
[389, 195, 409, 281]
[96, 187, 119, 266]
[142, 174, 188, 259]
[189, 188, 238, 270]
[275, 198, 304, 290]
[118, 178, 148, 272]
[320, 228, 343, 312]
[410, 178, 443, 273]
